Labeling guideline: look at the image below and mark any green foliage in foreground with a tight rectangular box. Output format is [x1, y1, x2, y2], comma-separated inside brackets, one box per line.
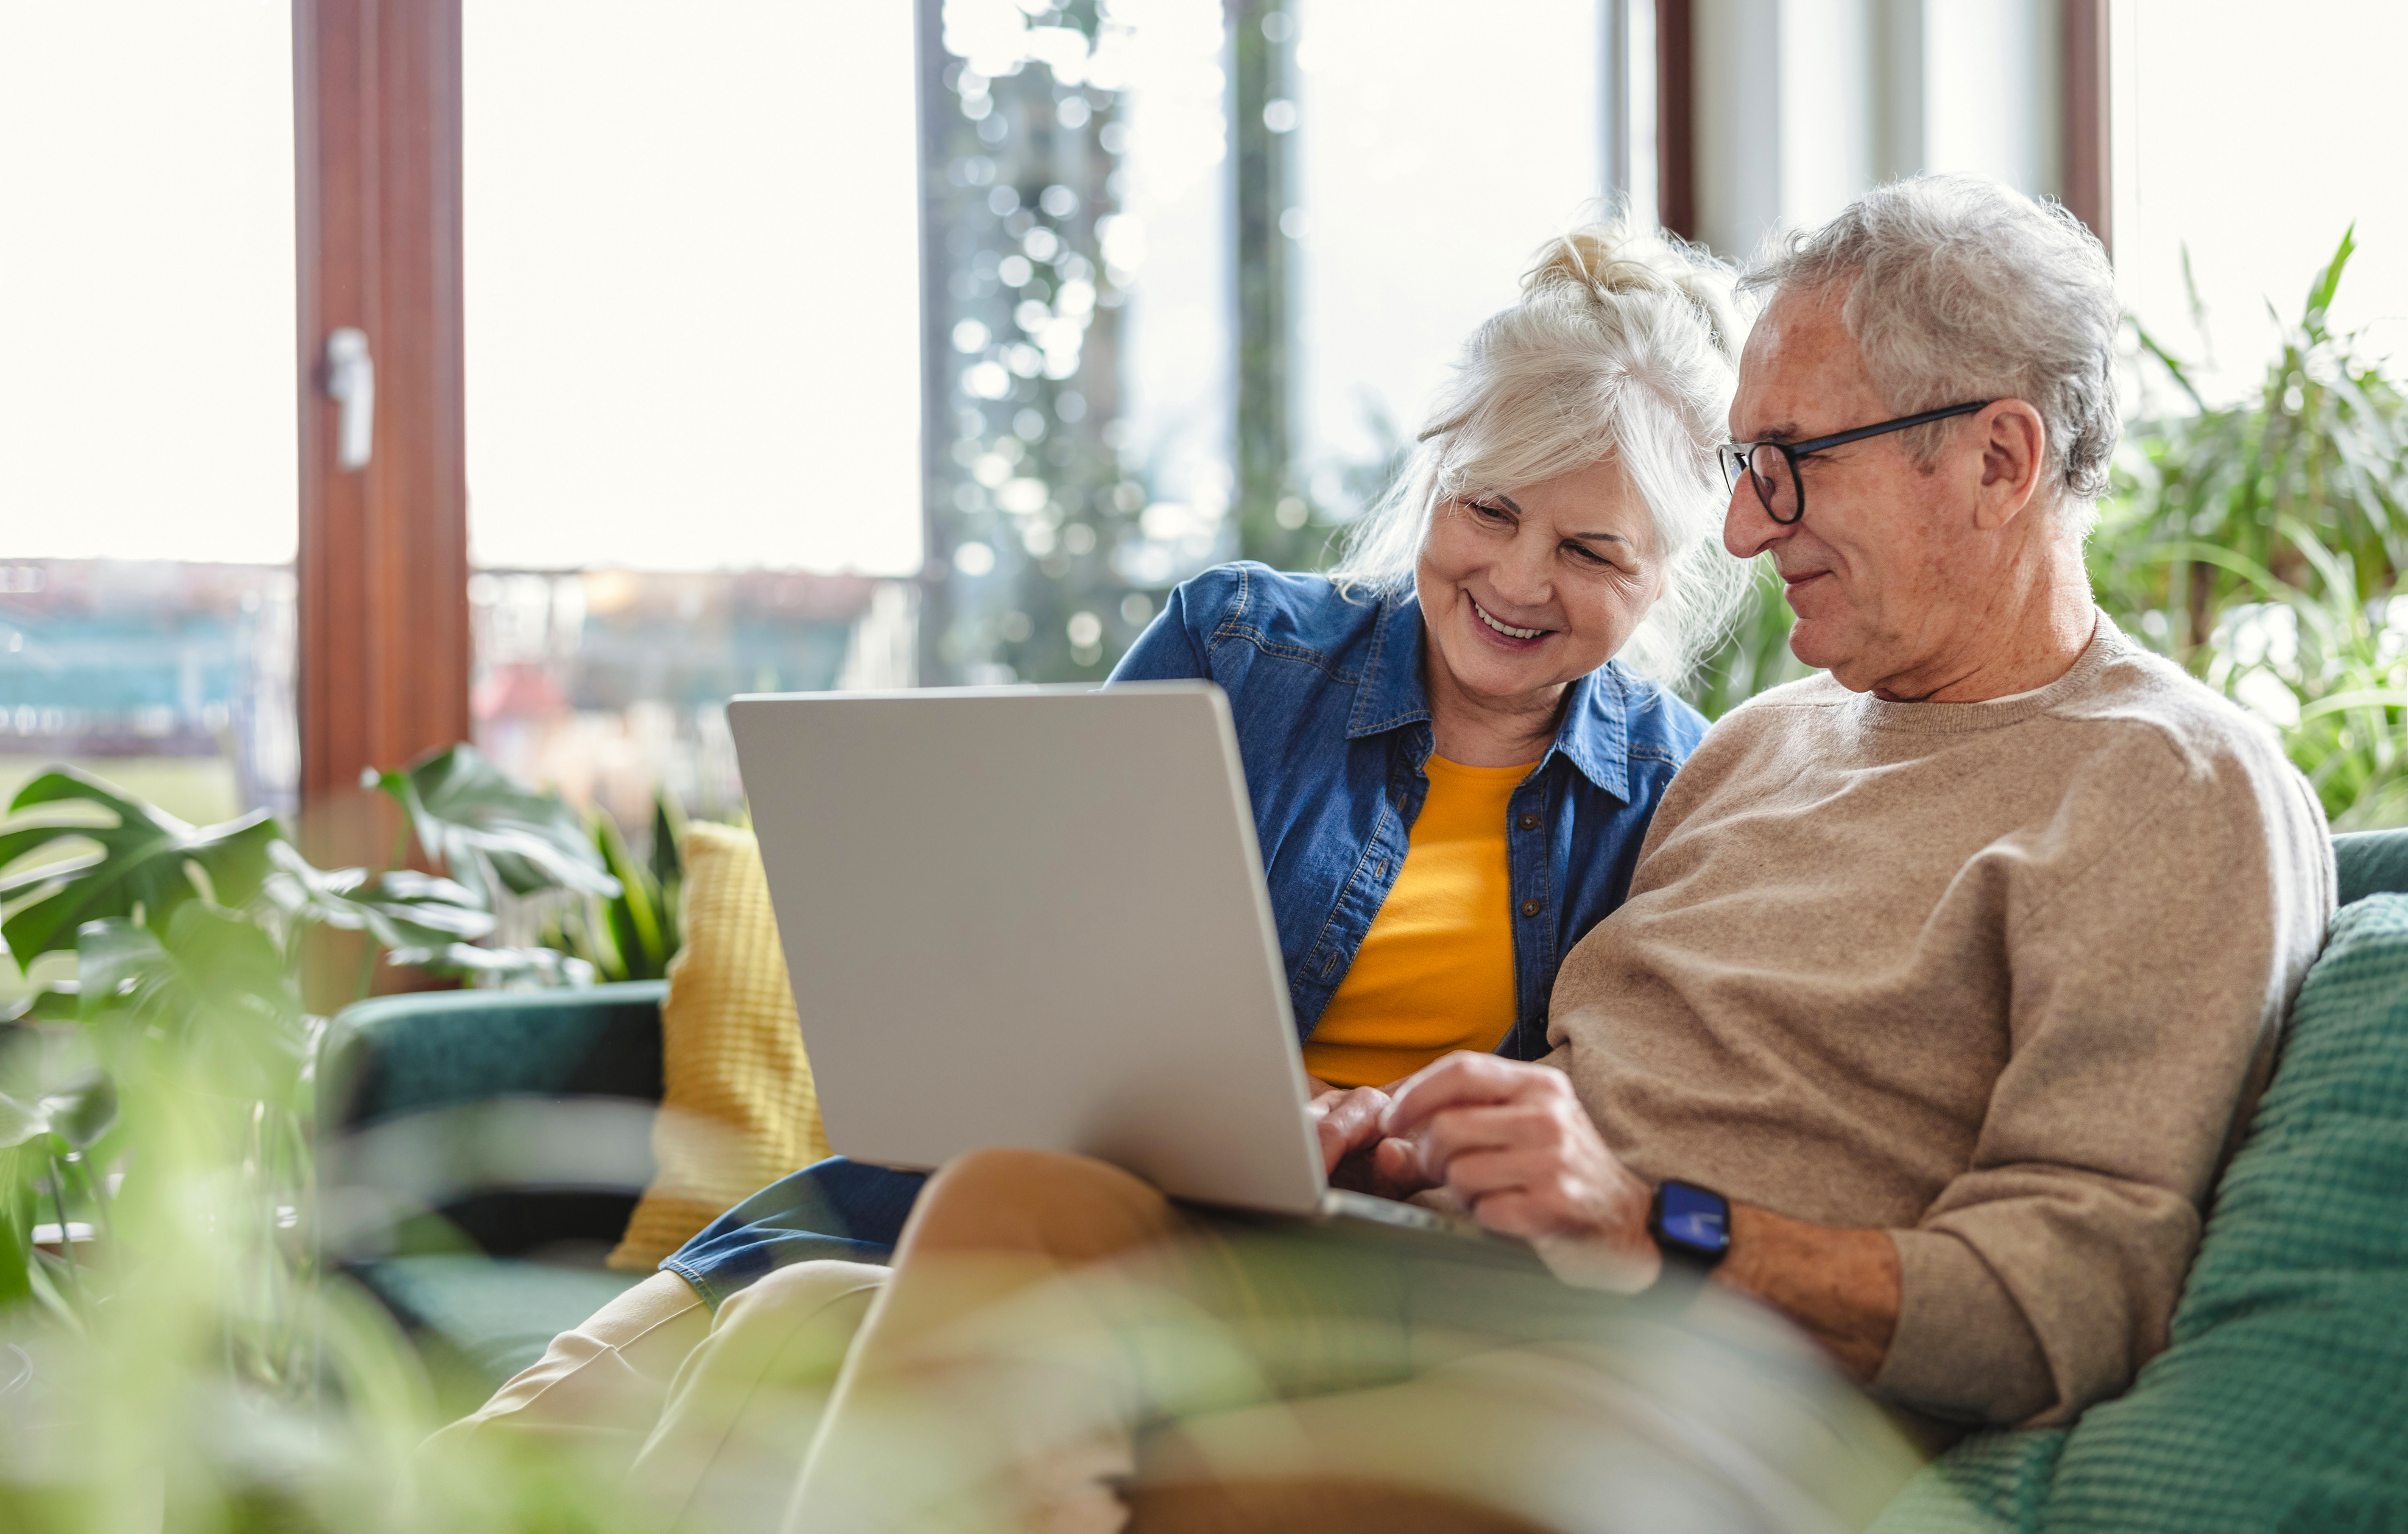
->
[0, 746, 663, 1530]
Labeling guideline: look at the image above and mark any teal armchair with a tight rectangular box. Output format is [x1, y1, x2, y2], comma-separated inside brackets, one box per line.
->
[317, 980, 669, 1391]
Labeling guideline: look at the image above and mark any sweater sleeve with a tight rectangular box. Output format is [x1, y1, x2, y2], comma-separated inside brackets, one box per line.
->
[1874, 746, 2332, 1426]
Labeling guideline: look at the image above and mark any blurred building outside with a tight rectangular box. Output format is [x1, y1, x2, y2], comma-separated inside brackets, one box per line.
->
[0, 560, 297, 829]
[468, 570, 913, 829]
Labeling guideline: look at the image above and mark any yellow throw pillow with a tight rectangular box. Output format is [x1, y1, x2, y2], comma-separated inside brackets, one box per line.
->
[607, 822, 829, 1272]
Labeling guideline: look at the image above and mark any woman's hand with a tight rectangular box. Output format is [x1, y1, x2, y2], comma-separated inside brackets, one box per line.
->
[1305, 1077, 1433, 1200]
[1379, 1053, 1659, 1288]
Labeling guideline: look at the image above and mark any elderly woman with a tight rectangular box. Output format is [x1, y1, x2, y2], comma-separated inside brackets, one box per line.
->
[428, 222, 1814, 1525]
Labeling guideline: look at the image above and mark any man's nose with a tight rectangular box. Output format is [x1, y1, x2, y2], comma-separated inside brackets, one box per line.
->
[1723, 476, 1795, 559]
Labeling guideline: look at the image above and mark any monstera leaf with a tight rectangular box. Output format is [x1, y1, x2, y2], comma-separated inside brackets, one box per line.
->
[75, 909, 305, 1099]
[386, 940, 596, 988]
[0, 768, 282, 966]
[258, 841, 496, 952]
[366, 744, 619, 903]
[0, 1051, 115, 1154]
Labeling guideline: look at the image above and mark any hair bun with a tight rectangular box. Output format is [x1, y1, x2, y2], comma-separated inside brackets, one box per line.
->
[1524, 213, 1747, 367]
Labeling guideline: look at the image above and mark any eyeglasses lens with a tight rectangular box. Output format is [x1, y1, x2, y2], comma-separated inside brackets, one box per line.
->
[1745, 445, 1799, 524]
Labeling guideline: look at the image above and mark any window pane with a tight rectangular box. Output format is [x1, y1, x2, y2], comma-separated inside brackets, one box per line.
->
[2115, 0, 2408, 401]
[1290, 0, 1604, 507]
[925, 0, 1235, 684]
[464, 3, 922, 819]
[0, 7, 298, 863]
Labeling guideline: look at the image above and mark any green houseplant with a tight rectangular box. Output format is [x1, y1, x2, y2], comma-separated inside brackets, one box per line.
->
[0, 745, 658, 1531]
[2092, 228, 2408, 826]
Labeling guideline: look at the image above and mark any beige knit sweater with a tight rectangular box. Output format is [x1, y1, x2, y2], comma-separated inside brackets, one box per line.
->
[1548, 617, 2333, 1427]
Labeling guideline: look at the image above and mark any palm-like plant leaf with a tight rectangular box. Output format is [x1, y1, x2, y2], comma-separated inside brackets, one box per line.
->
[2101, 227, 2408, 827]
[0, 768, 281, 966]
[365, 744, 618, 902]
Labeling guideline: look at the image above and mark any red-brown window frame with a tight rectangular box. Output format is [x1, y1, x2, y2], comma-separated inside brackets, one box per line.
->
[292, 0, 471, 866]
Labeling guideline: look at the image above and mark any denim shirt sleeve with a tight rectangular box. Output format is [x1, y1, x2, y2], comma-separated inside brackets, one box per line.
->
[1107, 576, 1220, 682]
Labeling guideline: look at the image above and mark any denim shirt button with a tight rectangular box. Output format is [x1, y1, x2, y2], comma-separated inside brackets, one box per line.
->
[1516, 811, 1541, 830]
[1519, 897, 1542, 917]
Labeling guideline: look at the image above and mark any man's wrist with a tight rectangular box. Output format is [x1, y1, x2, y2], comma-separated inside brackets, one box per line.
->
[1714, 1203, 1902, 1383]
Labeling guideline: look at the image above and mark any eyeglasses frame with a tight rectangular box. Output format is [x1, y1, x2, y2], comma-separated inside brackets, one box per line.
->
[1720, 400, 1995, 526]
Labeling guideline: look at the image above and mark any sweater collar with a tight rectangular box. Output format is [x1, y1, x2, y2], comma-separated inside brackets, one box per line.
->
[1852, 610, 2129, 735]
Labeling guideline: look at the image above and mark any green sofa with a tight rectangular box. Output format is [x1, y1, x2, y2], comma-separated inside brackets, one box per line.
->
[320, 834, 2408, 1525]
[317, 980, 668, 1394]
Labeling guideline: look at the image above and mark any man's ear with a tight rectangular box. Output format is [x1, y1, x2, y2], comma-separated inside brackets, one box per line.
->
[1971, 401, 2047, 531]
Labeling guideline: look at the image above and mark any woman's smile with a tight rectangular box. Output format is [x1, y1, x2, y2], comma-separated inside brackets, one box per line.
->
[1466, 593, 1554, 650]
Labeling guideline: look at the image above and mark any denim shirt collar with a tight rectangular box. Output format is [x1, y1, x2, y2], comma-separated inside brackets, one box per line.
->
[1344, 589, 1633, 804]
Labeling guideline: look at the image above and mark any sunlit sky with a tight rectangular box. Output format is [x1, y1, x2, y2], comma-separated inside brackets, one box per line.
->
[2, 1, 2403, 568]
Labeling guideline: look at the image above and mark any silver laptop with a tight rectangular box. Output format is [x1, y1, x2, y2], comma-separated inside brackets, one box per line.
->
[726, 682, 1511, 1246]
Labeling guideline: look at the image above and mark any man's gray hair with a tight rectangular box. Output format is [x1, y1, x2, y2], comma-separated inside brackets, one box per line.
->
[1330, 216, 1754, 687]
[1745, 174, 2119, 524]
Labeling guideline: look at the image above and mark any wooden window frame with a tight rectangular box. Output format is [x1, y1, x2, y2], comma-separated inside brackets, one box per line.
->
[292, 0, 471, 862]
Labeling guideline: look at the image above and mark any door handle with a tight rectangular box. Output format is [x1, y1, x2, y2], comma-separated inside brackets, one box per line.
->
[325, 327, 375, 471]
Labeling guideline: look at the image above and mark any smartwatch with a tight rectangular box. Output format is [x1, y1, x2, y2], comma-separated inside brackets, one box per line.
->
[1647, 1179, 1732, 1281]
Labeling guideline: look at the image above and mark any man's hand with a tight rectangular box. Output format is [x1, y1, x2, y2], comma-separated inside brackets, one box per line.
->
[1373, 1059, 1905, 1379]
[1379, 1053, 1659, 1289]
[1305, 1076, 1430, 1200]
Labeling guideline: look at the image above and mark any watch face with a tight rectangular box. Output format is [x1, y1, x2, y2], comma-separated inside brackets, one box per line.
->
[1657, 1181, 1730, 1255]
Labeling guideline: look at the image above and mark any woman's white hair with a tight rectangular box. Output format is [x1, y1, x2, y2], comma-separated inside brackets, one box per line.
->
[1327, 214, 1754, 688]
[1744, 173, 2120, 529]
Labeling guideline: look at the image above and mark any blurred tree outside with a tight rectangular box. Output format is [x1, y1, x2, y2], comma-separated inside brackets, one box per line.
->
[920, 1, 1370, 686]
[919, 1, 1146, 685]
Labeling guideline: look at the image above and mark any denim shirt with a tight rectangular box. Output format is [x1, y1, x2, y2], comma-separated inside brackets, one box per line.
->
[1112, 562, 1707, 1058]
[660, 562, 1707, 1306]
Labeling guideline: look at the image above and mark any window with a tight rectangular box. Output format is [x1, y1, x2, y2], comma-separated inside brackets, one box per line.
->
[2112, 0, 2408, 401]
[462, 2, 922, 820]
[1288, 0, 1606, 512]
[0, 5, 299, 832]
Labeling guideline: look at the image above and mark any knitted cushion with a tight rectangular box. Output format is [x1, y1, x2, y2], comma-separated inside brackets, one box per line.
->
[2032, 893, 2408, 1530]
[1868, 1429, 2064, 1534]
[607, 824, 828, 1271]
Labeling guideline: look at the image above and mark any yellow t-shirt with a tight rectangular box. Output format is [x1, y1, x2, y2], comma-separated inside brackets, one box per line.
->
[1301, 754, 1537, 1089]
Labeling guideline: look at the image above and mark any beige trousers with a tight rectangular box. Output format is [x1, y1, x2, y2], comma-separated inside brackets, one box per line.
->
[423, 1259, 888, 1533]
[431, 1150, 1916, 1533]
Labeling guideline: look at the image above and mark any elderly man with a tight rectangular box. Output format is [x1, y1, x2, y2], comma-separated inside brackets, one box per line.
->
[439, 177, 2334, 1532]
[1464, 172, 2335, 1426]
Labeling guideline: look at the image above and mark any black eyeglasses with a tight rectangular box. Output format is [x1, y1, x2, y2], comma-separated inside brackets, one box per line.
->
[1718, 401, 1993, 526]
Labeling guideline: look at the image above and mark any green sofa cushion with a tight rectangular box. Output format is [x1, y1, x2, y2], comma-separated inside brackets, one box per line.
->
[325, 981, 670, 1126]
[2333, 829, 2408, 908]
[351, 1254, 645, 1390]
[2034, 892, 2408, 1530]
[1870, 1429, 2066, 1534]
